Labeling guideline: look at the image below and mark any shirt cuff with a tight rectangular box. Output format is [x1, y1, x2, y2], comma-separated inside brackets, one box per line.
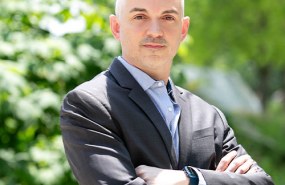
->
[192, 167, 207, 185]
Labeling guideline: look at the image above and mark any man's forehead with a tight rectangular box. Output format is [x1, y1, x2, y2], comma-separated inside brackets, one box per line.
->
[116, 0, 183, 7]
[116, 0, 184, 15]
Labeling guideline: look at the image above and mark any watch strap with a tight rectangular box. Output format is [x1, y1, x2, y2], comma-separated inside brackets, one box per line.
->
[183, 166, 199, 185]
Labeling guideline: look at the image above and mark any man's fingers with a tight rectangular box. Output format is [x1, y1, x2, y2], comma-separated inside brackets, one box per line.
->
[216, 150, 237, 172]
[235, 158, 254, 174]
[226, 154, 251, 173]
[135, 165, 146, 176]
[216, 152, 255, 174]
[247, 165, 261, 174]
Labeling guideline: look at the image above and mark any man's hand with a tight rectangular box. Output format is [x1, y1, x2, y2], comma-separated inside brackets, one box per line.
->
[136, 151, 255, 184]
[136, 165, 189, 185]
[216, 150, 254, 174]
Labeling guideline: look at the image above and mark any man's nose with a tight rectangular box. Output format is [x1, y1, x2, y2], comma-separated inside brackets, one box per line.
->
[146, 20, 163, 38]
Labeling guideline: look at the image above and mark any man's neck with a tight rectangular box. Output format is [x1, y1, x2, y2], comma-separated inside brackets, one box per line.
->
[120, 56, 171, 85]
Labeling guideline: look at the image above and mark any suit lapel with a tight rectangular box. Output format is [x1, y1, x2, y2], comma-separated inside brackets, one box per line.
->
[173, 87, 194, 169]
[109, 58, 178, 168]
[128, 88, 178, 168]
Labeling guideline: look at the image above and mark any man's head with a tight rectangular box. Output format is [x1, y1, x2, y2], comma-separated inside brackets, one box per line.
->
[110, 0, 190, 81]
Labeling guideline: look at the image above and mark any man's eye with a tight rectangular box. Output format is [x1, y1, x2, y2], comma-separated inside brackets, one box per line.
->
[134, 15, 145, 20]
[163, 16, 175, 21]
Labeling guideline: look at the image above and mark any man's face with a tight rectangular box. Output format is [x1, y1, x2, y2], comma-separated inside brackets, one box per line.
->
[110, 0, 189, 77]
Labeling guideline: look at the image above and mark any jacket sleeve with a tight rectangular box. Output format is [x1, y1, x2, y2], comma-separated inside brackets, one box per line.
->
[60, 89, 146, 185]
[198, 107, 274, 185]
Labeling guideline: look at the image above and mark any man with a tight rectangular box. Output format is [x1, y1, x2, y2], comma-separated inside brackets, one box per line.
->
[60, 0, 274, 184]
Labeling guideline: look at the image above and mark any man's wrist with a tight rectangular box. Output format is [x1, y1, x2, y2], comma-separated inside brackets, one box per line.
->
[183, 166, 199, 185]
[176, 170, 190, 185]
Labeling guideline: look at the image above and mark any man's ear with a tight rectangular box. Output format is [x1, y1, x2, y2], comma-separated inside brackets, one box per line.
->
[110, 15, 120, 40]
[181, 16, 190, 41]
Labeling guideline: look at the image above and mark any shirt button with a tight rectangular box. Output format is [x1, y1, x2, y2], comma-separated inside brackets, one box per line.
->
[157, 82, 163, 87]
[168, 107, 173, 112]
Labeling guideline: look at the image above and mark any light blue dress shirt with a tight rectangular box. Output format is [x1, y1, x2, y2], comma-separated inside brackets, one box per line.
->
[118, 56, 206, 185]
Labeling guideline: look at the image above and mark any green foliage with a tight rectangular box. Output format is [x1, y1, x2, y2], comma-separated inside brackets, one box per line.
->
[0, 0, 284, 184]
[0, 0, 118, 184]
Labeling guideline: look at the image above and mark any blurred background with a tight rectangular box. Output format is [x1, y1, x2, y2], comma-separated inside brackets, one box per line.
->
[0, 0, 284, 184]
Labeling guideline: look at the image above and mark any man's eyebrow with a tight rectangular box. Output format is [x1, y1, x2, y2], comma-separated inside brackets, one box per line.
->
[129, 8, 179, 15]
[129, 8, 147, 13]
[162, 9, 179, 15]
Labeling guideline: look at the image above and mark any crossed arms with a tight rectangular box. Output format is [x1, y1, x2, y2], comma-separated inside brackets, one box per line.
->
[136, 150, 256, 185]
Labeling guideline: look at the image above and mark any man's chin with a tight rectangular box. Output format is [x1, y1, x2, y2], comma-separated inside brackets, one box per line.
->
[141, 55, 172, 68]
[142, 54, 165, 62]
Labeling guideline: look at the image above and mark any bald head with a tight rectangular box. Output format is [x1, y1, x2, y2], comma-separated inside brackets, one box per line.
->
[115, 0, 185, 17]
[115, 0, 123, 17]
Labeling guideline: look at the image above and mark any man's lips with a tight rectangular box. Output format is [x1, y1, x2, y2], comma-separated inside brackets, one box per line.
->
[142, 43, 166, 49]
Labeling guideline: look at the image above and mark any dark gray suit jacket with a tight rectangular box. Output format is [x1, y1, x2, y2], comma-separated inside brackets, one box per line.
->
[60, 58, 274, 185]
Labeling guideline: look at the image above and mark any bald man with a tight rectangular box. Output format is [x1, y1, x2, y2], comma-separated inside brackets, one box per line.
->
[60, 0, 274, 184]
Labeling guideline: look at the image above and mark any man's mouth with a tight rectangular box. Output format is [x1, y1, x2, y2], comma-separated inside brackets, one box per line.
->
[142, 43, 166, 49]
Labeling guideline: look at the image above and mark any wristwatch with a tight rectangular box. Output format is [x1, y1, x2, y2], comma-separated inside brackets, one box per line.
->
[183, 166, 199, 185]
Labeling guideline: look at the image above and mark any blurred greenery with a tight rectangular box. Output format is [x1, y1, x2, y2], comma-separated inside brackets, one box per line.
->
[0, 0, 284, 184]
